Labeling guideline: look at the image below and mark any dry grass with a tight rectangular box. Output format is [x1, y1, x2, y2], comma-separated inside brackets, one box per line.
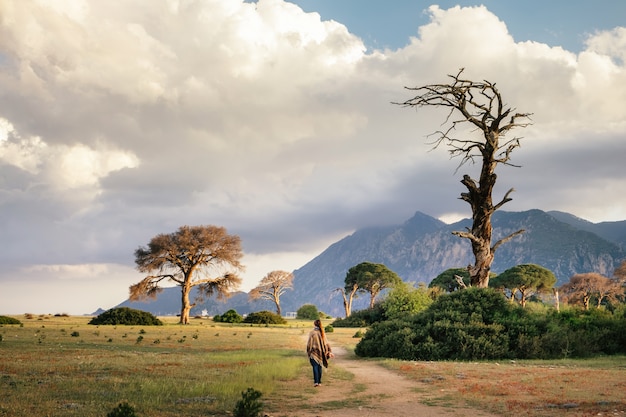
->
[0, 315, 315, 416]
[384, 357, 626, 416]
[2, 315, 625, 417]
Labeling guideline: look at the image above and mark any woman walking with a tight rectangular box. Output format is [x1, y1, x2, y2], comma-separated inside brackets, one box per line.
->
[306, 319, 333, 387]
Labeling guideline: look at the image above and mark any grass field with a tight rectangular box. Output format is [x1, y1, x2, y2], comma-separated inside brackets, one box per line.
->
[1, 314, 625, 417]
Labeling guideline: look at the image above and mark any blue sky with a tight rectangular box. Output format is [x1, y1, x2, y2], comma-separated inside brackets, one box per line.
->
[1, 0, 625, 314]
[290, 0, 626, 52]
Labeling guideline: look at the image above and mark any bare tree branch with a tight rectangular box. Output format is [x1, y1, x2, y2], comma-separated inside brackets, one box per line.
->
[396, 69, 531, 287]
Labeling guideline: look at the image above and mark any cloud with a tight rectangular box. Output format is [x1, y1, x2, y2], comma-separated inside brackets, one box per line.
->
[0, 0, 624, 313]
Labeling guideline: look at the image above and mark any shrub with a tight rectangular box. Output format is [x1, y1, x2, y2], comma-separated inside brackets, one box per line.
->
[354, 319, 416, 359]
[356, 288, 515, 360]
[382, 282, 433, 320]
[214, 309, 243, 323]
[356, 288, 626, 361]
[107, 402, 138, 417]
[243, 311, 286, 325]
[0, 316, 22, 325]
[233, 387, 263, 417]
[88, 307, 163, 326]
[296, 304, 319, 320]
[332, 304, 385, 327]
[324, 325, 334, 333]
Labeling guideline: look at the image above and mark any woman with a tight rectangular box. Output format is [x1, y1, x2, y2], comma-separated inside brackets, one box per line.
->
[306, 319, 333, 387]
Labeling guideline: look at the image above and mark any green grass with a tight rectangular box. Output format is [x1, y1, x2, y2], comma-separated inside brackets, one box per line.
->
[0, 315, 327, 417]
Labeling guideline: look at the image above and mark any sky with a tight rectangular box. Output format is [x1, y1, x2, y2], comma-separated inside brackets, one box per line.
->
[0, 0, 625, 315]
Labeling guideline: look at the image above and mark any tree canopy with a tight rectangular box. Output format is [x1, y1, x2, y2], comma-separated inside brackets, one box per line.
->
[131, 225, 243, 324]
[560, 272, 624, 310]
[248, 270, 294, 316]
[490, 264, 556, 307]
[429, 268, 471, 292]
[345, 262, 402, 309]
[397, 69, 530, 288]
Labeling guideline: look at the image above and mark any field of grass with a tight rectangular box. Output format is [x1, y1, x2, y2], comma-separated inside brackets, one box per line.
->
[383, 355, 626, 416]
[0, 315, 331, 416]
[1, 314, 625, 417]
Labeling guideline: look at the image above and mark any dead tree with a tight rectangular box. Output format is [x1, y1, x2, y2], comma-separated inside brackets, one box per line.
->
[397, 69, 531, 287]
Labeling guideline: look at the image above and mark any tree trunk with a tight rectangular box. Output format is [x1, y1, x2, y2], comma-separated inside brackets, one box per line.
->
[341, 284, 358, 317]
[369, 292, 377, 310]
[276, 301, 282, 316]
[341, 292, 351, 318]
[553, 288, 560, 312]
[180, 284, 192, 324]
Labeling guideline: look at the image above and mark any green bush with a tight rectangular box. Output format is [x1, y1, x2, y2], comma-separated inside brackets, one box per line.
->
[0, 316, 22, 325]
[324, 325, 334, 333]
[243, 311, 286, 325]
[357, 288, 517, 360]
[354, 319, 416, 359]
[356, 288, 626, 361]
[107, 402, 138, 417]
[88, 307, 163, 326]
[332, 304, 385, 327]
[296, 304, 319, 320]
[233, 387, 263, 417]
[382, 282, 433, 320]
[214, 309, 243, 323]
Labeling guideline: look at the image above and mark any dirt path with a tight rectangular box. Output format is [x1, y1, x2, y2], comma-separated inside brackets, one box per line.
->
[267, 345, 499, 417]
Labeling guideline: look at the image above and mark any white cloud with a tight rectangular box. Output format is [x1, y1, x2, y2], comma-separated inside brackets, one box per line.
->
[0, 1, 624, 314]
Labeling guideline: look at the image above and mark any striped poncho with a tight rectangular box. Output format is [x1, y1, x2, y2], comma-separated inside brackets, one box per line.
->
[306, 327, 332, 368]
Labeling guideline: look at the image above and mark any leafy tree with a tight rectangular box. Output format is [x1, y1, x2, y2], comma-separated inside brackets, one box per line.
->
[248, 270, 293, 316]
[490, 264, 556, 307]
[296, 304, 319, 320]
[131, 225, 243, 324]
[429, 268, 471, 292]
[345, 262, 402, 309]
[560, 273, 624, 310]
[382, 282, 433, 320]
[397, 69, 530, 287]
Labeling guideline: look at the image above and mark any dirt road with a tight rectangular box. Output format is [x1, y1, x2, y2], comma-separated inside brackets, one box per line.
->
[266, 346, 499, 417]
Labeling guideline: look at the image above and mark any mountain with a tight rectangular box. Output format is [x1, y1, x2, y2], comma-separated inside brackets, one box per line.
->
[547, 210, 626, 249]
[109, 209, 626, 318]
[280, 209, 625, 316]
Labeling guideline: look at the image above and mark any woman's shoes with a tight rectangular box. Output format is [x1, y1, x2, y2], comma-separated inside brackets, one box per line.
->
[314, 383, 321, 387]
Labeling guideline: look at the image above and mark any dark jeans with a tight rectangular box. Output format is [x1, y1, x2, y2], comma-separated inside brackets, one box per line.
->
[309, 357, 322, 384]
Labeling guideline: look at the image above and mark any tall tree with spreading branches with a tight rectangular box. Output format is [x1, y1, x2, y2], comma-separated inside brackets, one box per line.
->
[345, 262, 402, 309]
[248, 270, 294, 316]
[560, 272, 624, 310]
[397, 69, 531, 287]
[490, 264, 556, 307]
[131, 225, 243, 324]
